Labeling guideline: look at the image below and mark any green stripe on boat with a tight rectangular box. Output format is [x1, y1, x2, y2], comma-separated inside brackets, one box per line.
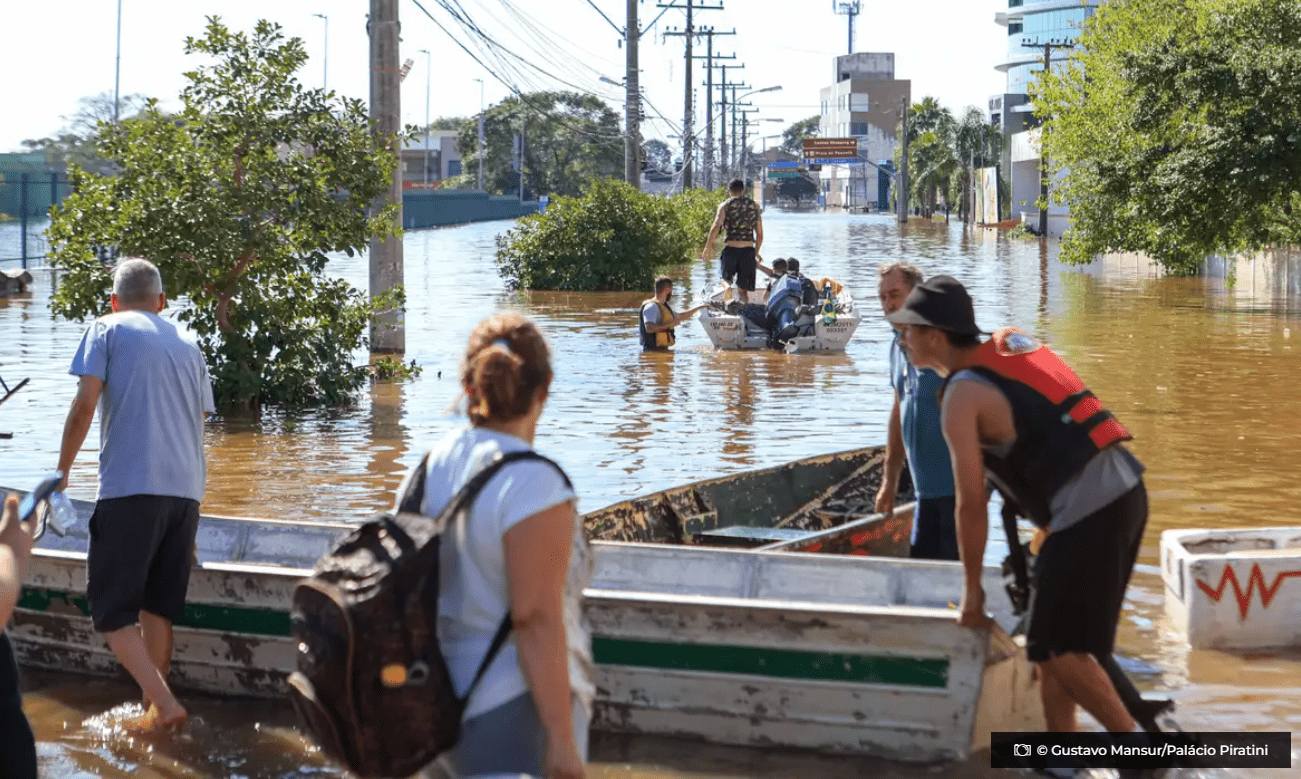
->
[593, 637, 949, 688]
[21, 588, 948, 688]
[18, 587, 292, 637]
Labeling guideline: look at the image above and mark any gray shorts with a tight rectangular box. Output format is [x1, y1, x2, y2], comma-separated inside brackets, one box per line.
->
[422, 693, 590, 779]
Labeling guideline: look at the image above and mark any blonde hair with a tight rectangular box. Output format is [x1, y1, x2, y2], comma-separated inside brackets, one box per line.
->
[460, 313, 554, 425]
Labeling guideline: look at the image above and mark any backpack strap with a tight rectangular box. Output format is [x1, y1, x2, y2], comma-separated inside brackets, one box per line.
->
[407, 449, 573, 705]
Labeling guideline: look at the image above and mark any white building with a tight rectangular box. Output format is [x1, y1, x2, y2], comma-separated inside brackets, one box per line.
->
[992, 0, 1101, 236]
[818, 53, 910, 210]
[400, 130, 464, 188]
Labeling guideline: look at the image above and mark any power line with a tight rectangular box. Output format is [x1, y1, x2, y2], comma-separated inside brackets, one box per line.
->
[408, 0, 626, 146]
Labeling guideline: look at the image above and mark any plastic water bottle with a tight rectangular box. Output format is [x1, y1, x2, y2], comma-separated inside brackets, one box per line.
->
[43, 491, 76, 537]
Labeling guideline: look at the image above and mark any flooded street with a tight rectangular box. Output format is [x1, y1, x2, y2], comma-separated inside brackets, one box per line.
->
[2, 211, 1299, 777]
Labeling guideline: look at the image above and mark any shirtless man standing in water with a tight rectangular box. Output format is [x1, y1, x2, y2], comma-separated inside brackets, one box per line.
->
[701, 179, 763, 303]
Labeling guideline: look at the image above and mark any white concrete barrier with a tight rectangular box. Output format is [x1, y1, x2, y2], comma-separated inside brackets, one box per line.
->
[1161, 527, 1301, 649]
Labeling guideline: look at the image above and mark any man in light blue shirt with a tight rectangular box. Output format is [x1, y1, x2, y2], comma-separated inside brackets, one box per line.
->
[873, 262, 958, 560]
[56, 258, 214, 730]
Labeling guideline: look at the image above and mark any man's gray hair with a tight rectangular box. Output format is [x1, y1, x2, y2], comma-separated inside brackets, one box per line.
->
[878, 262, 925, 290]
[113, 258, 163, 305]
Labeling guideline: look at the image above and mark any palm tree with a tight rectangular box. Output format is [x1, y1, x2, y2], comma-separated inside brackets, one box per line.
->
[908, 131, 958, 217]
[952, 107, 1006, 222]
[905, 97, 957, 146]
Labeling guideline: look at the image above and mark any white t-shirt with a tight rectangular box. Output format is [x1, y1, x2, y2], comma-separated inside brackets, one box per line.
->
[394, 426, 595, 719]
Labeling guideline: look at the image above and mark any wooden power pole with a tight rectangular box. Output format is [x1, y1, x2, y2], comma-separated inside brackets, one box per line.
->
[1033, 38, 1075, 238]
[694, 27, 736, 190]
[662, 0, 723, 190]
[369, 0, 404, 353]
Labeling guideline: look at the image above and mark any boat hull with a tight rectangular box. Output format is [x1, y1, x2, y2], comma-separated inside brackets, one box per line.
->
[5, 486, 1042, 761]
[582, 445, 914, 555]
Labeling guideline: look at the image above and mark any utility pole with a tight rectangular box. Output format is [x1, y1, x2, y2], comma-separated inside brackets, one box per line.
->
[419, 49, 431, 188]
[1031, 38, 1075, 237]
[898, 95, 909, 223]
[114, 0, 123, 125]
[473, 78, 485, 190]
[313, 13, 329, 92]
[625, 0, 642, 188]
[369, 0, 404, 353]
[832, 1, 862, 55]
[693, 28, 736, 190]
[716, 65, 746, 183]
[662, 1, 723, 191]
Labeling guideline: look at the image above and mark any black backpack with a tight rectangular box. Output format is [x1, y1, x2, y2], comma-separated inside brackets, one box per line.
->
[286, 449, 569, 778]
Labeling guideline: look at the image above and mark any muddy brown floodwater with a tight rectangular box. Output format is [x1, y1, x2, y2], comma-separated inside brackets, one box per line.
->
[1, 213, 1299, 777]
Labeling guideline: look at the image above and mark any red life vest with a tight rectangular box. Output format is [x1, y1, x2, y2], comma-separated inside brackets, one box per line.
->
[950, 328, 1132, 528]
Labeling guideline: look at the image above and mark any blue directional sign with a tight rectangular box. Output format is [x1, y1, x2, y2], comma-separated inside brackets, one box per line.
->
[767, 160, 799, 169]
[804, 157, 861, 165]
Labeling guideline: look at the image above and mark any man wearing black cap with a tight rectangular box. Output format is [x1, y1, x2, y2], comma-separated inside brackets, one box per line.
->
[886, 275, 1153, 744]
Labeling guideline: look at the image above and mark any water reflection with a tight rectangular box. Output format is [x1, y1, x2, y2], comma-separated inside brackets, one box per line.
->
[5, 212, 1301, 777]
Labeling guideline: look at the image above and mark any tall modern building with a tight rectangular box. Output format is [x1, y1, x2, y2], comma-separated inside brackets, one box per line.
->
[818, 53, 910, 210]
[991, 0, 1099, 235]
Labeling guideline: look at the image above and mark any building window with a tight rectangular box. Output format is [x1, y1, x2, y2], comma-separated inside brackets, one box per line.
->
[849, 122, 868, 136]
[1008, 22, 1022, 34]
[849, 94, 871, 112]
[448, 160, 462, 176]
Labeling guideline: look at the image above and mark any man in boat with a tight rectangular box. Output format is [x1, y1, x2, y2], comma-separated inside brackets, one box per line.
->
[1, 493, 38, 779]
[55, 258, 215, 730]
[888, 276, 1158, 746]
[874, 263, 958, 561]
[739, 260, 804, 347]
[701, 179, 763, 303]
[640, 276, 705, 351]
[784, 259, 820, 308]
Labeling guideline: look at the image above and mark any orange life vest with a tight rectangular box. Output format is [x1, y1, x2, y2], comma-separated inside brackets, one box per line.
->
[951, 327, 1132, 527]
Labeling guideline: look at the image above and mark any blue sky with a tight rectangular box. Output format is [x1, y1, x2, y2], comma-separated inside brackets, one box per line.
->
[0, 0, 1009, 152]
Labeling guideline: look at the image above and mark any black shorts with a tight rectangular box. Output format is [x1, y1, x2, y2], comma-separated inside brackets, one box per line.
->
[911, 495, 958, 561]
[1024, 483, 1147, 663]
[719, 245, 757, 291]
[87, 494, 201, 632]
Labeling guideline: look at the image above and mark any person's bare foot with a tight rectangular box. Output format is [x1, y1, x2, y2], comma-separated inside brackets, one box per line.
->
[123, 702, 188, 733]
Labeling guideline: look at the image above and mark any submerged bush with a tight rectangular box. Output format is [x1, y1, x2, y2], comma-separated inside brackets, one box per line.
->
[495, 178, 730, 291]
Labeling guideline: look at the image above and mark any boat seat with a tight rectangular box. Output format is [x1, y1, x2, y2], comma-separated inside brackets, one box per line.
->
[692, 524, 819, 549]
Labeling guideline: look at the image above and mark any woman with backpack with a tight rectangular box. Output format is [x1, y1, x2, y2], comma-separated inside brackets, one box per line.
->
[406, 312, 593, 779]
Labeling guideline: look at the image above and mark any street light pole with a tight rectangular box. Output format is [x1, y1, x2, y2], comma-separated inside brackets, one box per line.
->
[473, 78, 485, 191]
[312, 13, 329, 92]
[114, 0, 123, 125]
[419, 49, 431, 188]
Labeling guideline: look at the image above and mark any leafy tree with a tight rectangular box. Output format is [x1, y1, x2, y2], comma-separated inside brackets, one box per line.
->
[456, 91, 622, 198]
[20, 92, 152, 174]
[426, 115, 469, 133]
[642, 138, 672, 172]
[46, 17, 406, 410]
[1037, 0, 1301, 273]
[495, 180, 724, 291]
[780, 116, 821, 156]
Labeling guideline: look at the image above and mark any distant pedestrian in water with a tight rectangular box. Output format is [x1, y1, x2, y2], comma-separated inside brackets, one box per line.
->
[701, 179, 763, 303]
[55, 257, 214, 731]
[874, 263, 958, 561]
[404, 313, 592, 779]
[640, 276, 704, 351]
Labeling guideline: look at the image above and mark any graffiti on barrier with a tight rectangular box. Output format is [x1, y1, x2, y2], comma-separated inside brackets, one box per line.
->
[1195, 562, 1301, 620]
